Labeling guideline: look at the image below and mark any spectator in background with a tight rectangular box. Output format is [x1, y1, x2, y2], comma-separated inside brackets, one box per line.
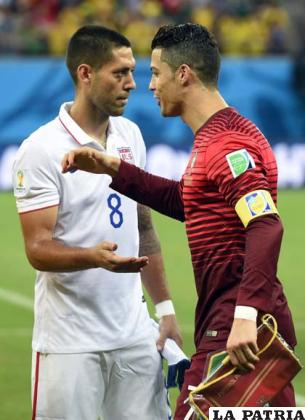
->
[0, 0, 293, 56]
[260, 0, 288, 54]
[162, 0, 192, 24]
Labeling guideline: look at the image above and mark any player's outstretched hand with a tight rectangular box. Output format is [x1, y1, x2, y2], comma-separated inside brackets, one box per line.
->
[61, 147, 120, 177]
[157, 314, 183, 351]
[226, 318, 259, 371]
[92, 241, 149, 273]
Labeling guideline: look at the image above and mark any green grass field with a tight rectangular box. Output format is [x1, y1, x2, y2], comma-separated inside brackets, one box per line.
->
[0, 190, 304, 418]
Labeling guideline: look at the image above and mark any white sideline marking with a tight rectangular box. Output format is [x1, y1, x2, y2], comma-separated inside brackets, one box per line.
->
[1, 287, 305, 334]
[0, 328, 32, 336]
[0, 287, 33, 310]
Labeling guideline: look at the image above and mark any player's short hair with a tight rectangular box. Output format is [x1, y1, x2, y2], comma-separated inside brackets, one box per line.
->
[151, 23, 220, 87]
[66, 25, 131, 84]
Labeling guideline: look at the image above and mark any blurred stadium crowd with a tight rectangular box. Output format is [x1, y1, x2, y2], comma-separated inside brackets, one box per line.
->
[0, 0, 302, 57]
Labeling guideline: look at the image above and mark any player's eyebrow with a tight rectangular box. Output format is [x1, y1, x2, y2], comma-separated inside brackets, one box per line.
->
[113, 65, 135, 73]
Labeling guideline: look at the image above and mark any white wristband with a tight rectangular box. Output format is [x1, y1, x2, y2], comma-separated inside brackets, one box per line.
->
[155, 300, 175, 319]
[234, 305, 258, 322]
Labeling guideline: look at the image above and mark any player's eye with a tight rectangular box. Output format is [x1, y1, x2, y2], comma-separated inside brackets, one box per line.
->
[114, 69, 130, 77]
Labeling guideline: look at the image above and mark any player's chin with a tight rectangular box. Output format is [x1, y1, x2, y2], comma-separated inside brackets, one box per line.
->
[161, 108, 178, 118]
[110, 106, 125, 116]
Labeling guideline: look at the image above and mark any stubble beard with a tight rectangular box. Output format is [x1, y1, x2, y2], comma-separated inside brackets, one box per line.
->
[91, 94, 125, 118]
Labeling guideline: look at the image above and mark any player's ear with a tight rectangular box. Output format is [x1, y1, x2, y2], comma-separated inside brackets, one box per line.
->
[77, 64, 93, 85]
[177, 64, 192, 86]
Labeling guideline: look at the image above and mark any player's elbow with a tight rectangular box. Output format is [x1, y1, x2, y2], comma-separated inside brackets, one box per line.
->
[272, 214, 284, 241]
[25, 241, 48, 271]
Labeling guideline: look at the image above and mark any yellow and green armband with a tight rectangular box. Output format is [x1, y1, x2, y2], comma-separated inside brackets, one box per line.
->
[235, 189, 279, 228]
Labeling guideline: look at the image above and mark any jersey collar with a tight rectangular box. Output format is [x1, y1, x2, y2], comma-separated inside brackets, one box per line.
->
[58, 102, 118, 148]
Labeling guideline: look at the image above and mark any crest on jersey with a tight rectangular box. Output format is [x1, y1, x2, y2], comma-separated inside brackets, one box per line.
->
[117, 147, 134, 163]
[14, 169, 28, 196]
[226, 149, 255, 178]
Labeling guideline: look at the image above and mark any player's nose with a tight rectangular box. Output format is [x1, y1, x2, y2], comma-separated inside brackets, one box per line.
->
[125, 73, 136, 90]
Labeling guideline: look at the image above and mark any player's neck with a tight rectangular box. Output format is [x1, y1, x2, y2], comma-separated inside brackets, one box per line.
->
[70, 99, 109, 147]
[181, 88, 228, 134]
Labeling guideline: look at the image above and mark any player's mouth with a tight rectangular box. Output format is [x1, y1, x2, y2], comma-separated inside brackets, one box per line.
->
[117, 97, 129, 105]
[154, 95, 161, 106]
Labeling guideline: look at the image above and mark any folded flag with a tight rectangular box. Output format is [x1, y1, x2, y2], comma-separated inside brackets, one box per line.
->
[151, 319, 191, 389]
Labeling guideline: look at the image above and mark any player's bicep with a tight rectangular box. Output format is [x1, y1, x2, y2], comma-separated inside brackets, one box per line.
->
[19, 206, 59, 258]
[205, 135, 270, 206]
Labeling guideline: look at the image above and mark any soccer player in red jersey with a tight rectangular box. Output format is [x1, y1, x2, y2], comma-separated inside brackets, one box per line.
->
[62, 24, 297, 417]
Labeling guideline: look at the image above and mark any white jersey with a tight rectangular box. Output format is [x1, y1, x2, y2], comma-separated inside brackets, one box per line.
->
[13, 102, 152, 353]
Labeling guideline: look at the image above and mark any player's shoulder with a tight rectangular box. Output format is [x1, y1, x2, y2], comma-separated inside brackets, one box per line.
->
[226, 108, 261, 134]
[109, 116, 142, 137]
[22, 117, 60, 144]
[208, 108, 264, 147]
[15, 118, 61, 161]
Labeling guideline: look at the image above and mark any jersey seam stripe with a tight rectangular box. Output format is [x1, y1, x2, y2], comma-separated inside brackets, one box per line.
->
[31, 352, 40, 420]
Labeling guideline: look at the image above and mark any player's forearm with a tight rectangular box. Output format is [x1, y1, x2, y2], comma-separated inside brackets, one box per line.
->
[111, 160, 185, 222]
[142, 252, 183, 349]
[138, 205, 172, 303]
[141, 253, 171, 304]
[25, 239, 96, 272]
[236, 214, 283, 312]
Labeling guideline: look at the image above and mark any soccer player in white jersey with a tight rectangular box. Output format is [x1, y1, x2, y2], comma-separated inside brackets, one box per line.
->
[13, 25, 182, 420]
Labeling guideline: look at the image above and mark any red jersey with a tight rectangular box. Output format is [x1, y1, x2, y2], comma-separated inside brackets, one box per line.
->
[182, 107, 295, 348]
[184, 106, 276, 275]
[111, 107, 296, 349]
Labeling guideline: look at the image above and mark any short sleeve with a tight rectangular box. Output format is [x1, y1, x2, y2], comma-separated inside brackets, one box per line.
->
[12, 139, 59, 213]
[205, 132, 270, 207]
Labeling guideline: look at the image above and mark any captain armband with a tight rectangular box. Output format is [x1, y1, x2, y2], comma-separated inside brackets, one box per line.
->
[235, 189, 279, 228]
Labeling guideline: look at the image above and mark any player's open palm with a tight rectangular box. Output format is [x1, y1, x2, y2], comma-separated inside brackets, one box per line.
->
[226, 318, 259, 371]
[92, 241, 149, 273]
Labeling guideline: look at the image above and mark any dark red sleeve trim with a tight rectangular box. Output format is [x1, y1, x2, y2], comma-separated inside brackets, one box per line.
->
[236, 214, 283, 312]
[110, 160, 185, 221]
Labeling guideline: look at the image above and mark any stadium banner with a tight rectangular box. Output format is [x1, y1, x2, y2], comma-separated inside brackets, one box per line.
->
[1, 58, 305, 189]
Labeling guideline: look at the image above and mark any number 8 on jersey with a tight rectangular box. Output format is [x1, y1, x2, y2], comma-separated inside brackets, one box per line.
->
[107, 193, 123, 228]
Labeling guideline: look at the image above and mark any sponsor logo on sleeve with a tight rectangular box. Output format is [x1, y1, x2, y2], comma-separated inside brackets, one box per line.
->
[14, 169, 28, 196]
[226, 149, 255, 178]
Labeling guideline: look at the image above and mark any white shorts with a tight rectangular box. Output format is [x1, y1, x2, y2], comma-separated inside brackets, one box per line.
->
[31, 337, 170, 420]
